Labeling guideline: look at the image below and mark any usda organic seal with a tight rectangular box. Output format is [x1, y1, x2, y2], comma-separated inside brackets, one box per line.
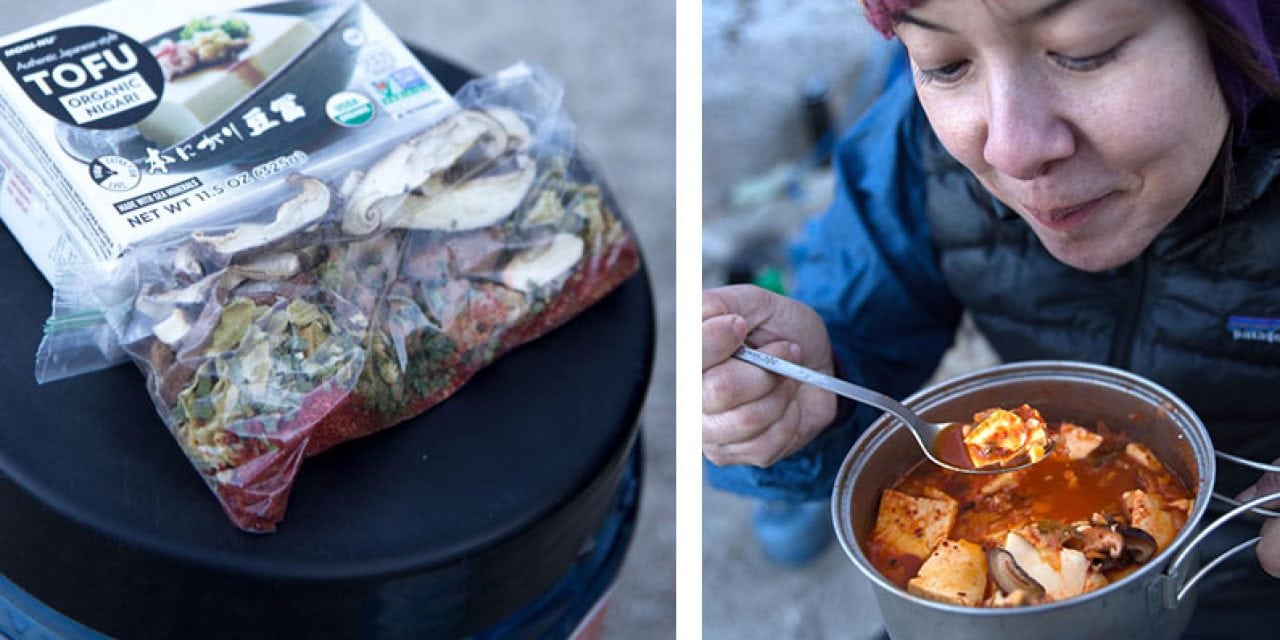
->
[326, 91, 375, 128]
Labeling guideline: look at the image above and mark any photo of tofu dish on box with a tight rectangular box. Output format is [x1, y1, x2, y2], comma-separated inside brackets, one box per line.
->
[152, 16, 256, 82]
[141, 13, 314, 148]
[869, 406, 1193, 608]
[54, 1, 359, 170]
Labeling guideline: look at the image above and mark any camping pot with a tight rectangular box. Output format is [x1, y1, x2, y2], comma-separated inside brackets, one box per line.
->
[832, 361, 1280, 640]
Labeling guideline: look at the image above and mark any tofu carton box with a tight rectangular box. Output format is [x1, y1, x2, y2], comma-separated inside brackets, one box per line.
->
[0, 0, 454, 282]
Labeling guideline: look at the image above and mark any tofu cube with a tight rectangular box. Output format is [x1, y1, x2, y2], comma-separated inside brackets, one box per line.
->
[979, 471, 1020, 495]
[963, 407, 1048, 467]
[1125, 443, 1165, 473]
[872, 489, 959, 559]
[1060, 423, 1103, 460]
[1124, 489, 1183, 551]
[1003, 532, 1091, 602]
[908, 539, 988, 606]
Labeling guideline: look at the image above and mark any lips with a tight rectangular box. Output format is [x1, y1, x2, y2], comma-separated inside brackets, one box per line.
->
[1022, 192, 1115, 232]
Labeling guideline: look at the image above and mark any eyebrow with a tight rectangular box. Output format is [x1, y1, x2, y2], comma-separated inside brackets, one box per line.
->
[895, 0, 1079, 34]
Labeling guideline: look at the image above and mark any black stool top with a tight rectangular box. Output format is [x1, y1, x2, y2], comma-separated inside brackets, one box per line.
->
[0, 48, 654, 638]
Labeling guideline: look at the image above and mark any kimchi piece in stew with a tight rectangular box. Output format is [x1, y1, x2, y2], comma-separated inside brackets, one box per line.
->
[868, 408, 1192, 608]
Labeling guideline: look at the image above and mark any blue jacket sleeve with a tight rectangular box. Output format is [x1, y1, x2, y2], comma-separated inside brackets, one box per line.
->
[705, 65, 963, 503]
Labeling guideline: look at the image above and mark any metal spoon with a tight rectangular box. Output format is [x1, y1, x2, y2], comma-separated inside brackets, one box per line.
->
[732, 346, 1053, 474]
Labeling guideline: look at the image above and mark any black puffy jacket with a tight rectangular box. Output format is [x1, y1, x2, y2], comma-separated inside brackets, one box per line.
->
[924, 126, 1280, 463]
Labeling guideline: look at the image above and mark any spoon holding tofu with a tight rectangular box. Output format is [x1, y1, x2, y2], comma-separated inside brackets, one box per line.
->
[732, 346, 1053, 474]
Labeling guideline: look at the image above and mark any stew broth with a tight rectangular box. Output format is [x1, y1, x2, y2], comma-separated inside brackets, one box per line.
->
[867, 414, 1192, 607]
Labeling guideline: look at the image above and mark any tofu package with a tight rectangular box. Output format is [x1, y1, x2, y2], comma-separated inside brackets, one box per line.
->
[0, 0, 641, 532]
[0, 0, 453, 281]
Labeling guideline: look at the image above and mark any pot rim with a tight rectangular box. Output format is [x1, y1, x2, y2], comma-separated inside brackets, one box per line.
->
[832, 360, 1215, 615]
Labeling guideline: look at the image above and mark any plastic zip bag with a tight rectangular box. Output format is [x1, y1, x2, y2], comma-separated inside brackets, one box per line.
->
[42, 63, 639, 532]
[36, 255, 134, 383]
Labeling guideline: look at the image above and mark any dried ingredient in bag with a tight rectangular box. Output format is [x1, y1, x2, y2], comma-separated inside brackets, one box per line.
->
[117, 90, 639, 531]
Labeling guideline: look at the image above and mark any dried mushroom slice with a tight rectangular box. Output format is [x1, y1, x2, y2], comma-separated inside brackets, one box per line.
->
[342, 109, 525, 236]
[193, 177, 331, 255]
[135, 272, 221, 320]
[153, 309, 193, 347]
[987, 546, 1045, 599]
[485, 108, 533, 149]
[501, 233, 584, 293]
[173, 245, 204, 283]
[230, 252, 302, 281]
[390, 156, 537, 231]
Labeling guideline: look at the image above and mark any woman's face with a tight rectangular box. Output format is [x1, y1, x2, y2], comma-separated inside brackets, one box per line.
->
[896, 0, 1229, 271]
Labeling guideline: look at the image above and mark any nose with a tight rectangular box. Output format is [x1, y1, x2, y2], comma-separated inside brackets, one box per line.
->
[982, 73, 1075, 180]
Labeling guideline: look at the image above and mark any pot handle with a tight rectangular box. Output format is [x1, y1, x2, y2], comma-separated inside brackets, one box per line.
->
[1211, 451, 1280, 518]
[1215, 451, 1280, 474]
[1162, 489, 1280, 608]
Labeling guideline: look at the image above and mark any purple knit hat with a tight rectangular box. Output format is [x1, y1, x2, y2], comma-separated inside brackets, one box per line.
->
[861, 0, 923, 38]
[861, 0, 1280, 142]
[1201, 1, 1280, 142]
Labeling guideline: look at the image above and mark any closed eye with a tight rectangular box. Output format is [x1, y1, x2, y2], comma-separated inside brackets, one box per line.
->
[917, 60, 971, 85]
[1050, 39, 1126, 72]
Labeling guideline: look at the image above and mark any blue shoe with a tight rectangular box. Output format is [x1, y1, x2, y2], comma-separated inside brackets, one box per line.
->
[752, 500, 834, 567]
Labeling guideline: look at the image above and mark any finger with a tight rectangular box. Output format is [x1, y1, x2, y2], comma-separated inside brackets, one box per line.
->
[703, 285, 787, 344]
[1258, 517, 1280, 578]
[1236, 465, 1280, 510]
[702, 313, 747, 371]
[704, 285, 832, 374]
[703, 340, 797, 414]
[771, 401, 814, 462]
[702, 287, 733, 321]
[702, 379, 799, 446]
[703, 399, 802, 468]
[703, 284, 770, 321]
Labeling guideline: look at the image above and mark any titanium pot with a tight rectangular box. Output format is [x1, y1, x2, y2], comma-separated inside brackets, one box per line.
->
[832, 361, 1280, 640]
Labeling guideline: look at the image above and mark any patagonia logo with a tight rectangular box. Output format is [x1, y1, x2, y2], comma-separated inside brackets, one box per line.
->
[1227, 315, 1280, 344]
